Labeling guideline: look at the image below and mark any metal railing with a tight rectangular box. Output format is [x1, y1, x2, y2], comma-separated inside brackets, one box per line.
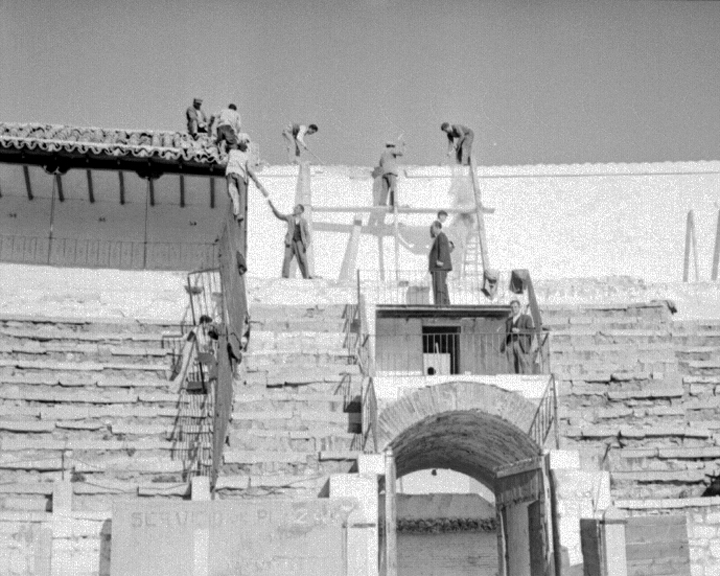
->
[527, 374, 560, 449]
[346, 271, 379, 453]
[374, 330, 550, 377]
[359, 269, 510, 306]
[186, 267, 223, 325]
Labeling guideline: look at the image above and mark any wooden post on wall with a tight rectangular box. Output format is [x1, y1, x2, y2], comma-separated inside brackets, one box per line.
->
[299, 162, 314, 277]
[384, 448, 397, 576]
[712, 209, 720, 281]
[683, 210, 699, 282]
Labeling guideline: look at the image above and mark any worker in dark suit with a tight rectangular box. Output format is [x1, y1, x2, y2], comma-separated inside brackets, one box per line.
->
[268, 200, 312, 279]
[501, 299, 534, 374]
[429, 221, 452, 306]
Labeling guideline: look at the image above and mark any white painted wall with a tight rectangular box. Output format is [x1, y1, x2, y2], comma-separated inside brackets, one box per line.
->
[246, 161, 720, 283]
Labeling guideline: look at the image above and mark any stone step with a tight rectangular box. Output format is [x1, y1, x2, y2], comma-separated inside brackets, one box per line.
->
[248, 331, 348, 352]
[214, 474, 327, 493]
[243, 351, 354, 371]
[0, 325, 183, 347]
[0, 347, 174, 366]
[246, 366, 361, 387]
[0, 358, 170, 374]
[227, 433, 355, 454]
[249, 304, 349, 320]
[233, 393, 357, 412]
[0, 386, 189, 405]
[0, 316, 181, 336]
[250, 319, 348, 334]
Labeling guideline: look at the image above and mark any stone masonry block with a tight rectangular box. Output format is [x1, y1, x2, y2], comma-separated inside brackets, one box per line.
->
[0, 420, 55, 433]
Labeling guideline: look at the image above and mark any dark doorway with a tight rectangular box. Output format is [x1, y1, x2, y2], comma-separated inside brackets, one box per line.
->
[422, 326, 460, 375]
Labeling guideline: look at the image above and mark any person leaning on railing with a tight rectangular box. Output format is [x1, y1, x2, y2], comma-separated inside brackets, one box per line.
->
[500, 299, 534, 374]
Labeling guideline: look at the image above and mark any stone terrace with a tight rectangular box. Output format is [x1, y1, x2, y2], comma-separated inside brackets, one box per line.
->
[215, 303, 362, 498]
[0, 315, 209, 513]
[547, 302, 720, 499]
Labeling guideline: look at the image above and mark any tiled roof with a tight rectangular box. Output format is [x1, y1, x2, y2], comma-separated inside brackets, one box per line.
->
[0, 122, 226, 165]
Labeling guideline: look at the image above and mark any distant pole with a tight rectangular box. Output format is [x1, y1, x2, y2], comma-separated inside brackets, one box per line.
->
[684, 210, 699, 282]
[712, 209, 720, 281]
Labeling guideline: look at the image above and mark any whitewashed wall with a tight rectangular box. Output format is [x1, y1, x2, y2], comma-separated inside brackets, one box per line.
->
[248, 161, 720, 283]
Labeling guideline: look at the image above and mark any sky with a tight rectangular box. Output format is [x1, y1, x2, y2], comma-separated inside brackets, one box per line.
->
[1, 0, 719, 166]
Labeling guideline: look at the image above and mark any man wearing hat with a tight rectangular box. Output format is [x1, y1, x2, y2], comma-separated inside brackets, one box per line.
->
[186, 98, 209, 139]
[377, 139, 405, 207]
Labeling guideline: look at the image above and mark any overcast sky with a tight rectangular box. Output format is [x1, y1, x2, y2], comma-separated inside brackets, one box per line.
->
[1, 0, 719, 166]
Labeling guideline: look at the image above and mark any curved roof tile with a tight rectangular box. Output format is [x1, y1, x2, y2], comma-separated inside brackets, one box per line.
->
[0, 122, 227, 165]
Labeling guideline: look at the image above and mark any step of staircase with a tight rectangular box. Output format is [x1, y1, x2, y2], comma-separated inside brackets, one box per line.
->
[0, 317, 206, 513]
[216, 303, 362, 497]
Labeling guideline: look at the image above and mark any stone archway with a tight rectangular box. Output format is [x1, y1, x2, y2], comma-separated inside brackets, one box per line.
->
[376, 381, 553, 576]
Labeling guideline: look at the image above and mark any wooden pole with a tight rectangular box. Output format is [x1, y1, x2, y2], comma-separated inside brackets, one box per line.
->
[713, 209, 720, 281]
[692, 211, 700, 282]
[338, 214, 363, 283]
[392, 204, 400, 281]
[468, 157, 490, 272]
[384, 448, 397, 576]
[684, 211, 691, 281]
[684, 210, 698, 282]
[300, 162, 315, 277]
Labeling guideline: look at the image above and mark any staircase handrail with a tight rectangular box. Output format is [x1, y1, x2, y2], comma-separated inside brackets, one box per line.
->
[527, 373, 559, 449]
[354, 270, 378, 453]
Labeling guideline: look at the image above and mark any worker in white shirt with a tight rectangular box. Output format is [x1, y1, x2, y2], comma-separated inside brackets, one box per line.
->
[212, 104, 242, 152]
[225, 135, 268, 221]
[282, 123, 318, 164]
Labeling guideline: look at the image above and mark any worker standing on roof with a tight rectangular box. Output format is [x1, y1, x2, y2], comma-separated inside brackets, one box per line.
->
[225, 135, 268, 222]
[282, 123, 318, 164]
[186, 98, 209, 139]
[377, 140, 405, 207]
[441, 123, 474, 165]
[267, 200, 312, 279]
[211, 104, 242, 152]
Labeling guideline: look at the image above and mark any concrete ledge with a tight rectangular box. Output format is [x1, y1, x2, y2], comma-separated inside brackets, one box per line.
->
[616, 496, 720, 509]
[612, 470, 707, 483]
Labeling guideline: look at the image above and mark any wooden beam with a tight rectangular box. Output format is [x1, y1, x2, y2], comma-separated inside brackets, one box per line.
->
[179, 175, 186, 208]
[713, 210, 720, 281]
[684, 210, 699, 282]
[86, 170, 95, 203]
[311, 205, 495, 215]
[338, 214, 363, 282]
[210, 177, 216, 209]
[54, 174, 64, 202]
[118, 171, 126, 205]
[23, 165, 33, 200]
[468, 157, 489, 271]
[299, 162, 314, 277]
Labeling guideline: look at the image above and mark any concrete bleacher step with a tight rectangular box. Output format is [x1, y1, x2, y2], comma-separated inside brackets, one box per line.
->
[0, 316, 205, 513]
[215, 302, 362, 493]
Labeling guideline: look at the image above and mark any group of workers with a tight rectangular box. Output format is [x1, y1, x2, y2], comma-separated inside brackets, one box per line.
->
[186, 99, 530, 372]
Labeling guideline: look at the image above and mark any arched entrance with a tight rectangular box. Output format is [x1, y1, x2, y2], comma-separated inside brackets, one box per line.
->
[377, 381, 555, 576]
